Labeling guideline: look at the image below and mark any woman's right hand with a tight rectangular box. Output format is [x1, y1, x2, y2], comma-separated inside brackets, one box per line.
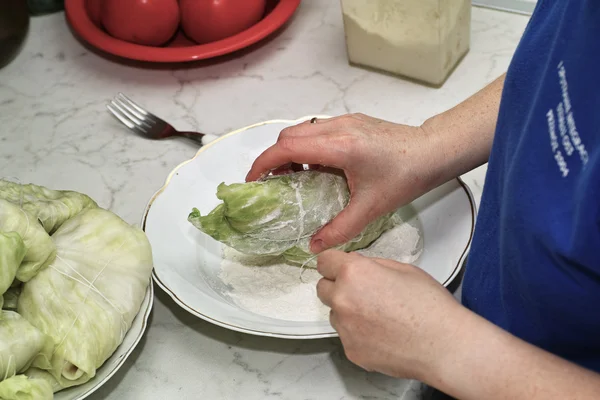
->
[245, 113, 445, 254]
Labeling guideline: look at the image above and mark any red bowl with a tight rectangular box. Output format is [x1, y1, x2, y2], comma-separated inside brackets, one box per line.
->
[65, 0, 301, 63]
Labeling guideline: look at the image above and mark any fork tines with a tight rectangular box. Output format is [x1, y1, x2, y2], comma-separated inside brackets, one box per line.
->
[106, 93, 158, 133]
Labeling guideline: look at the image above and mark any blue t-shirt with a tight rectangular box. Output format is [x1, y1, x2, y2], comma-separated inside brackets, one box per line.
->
[462, 0, 600, 371]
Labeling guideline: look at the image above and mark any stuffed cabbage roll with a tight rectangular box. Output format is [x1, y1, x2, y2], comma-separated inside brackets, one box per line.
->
[188, 170, 397, 266]
[18, 208, 153, 389]
[0, 232, 26, 310]
[0, 311, 53, 381]
[0, 180, 97, 234]
[0, 374, 53, 400]
[0, 200, 55, 282]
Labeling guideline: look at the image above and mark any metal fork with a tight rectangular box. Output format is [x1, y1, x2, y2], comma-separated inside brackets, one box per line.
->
[106, 93, 218, 146]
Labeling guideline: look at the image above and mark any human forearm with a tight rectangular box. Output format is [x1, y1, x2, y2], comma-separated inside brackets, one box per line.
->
[312, 250, 600, 398]
[425, 305, 600, 400]
[421, 74, 506, 187]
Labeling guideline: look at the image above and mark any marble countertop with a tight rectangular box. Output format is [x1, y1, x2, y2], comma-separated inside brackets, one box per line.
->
[0, 2, 529, 399]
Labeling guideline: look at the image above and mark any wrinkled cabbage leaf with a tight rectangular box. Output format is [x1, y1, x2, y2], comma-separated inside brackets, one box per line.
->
[18, 208, 153, 389]
[0, 180, 98, 234]
[0, 311, 53, 382]
[0, 374, 53, 400]
[0, 200, 56, 282]
[188, 170, 397, 266]
[0, 233, 26, 311]
[19, 369, 62, 394]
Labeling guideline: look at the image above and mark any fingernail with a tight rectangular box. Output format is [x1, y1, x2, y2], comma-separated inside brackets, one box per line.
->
[311, 239, 326, 254]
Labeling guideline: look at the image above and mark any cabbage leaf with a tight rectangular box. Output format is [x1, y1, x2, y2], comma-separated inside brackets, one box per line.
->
[0, 233, 26, 310]
[0, 374, 53, 400]
[0, 311, 53, 381]
[188, 170, 397, 266]
[0, 180, 98, 234]
[0, 200, 55, 282]
[19, 369, 62, 394]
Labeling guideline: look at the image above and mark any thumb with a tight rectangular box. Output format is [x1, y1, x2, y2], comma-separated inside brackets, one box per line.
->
[310, 197, 372, 253]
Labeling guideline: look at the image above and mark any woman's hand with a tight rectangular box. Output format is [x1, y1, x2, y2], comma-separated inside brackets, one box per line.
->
[246, 114, 444, 253]
[315, 249, 463, 380]
[246, 76, 505, 253]
[316, 250, 600, 400]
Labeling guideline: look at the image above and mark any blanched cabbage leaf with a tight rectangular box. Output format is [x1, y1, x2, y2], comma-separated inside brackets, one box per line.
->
[18, 208, 153, 389]
[188, 170, 397, 266]
[0, 180, 98, 234]
[0, 374, 53, 400]
[0, 233, 26, 310]
[0, 200, 55, 282]
[0, 311, 53, 382]
[19, 369, 62, 394]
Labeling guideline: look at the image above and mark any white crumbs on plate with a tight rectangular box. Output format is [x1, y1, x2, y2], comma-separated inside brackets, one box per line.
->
[357, 221, 423, 263]
[219, 248, 330, 322]
[218, 221, 423, 322]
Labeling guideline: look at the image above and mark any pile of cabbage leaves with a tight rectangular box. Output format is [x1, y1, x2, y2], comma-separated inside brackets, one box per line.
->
[0, 180, 153, 399]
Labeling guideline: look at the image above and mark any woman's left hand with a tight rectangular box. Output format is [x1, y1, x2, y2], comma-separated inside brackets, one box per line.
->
[316, 249, 464, 380]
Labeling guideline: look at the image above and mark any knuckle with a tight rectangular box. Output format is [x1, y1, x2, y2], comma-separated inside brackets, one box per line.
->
[336, 260, 360, 284]
[316, 250, 333, 269]
[337, 114, 359, 126]
[277, 136, 296, 151]
[337, 264, 351, 282]
[277, 127, 294, 141]
[330, 291, 349, 312]
[338, 132, 359, 146]
[334, 133, 362, 160]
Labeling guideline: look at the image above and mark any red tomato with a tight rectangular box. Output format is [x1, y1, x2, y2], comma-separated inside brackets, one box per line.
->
[180, 0, 267, 44]
[102, 0, 180, 47]
[85, 0, 103, 27]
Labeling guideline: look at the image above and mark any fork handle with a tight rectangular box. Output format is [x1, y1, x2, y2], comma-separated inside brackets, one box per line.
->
[179, 131, 206, 146]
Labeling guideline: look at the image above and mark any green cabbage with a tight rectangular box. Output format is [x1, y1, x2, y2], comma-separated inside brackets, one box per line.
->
[188, 170, 397, 266]
[0, 200, 56, 282]
[0, 233, 26, 310]
[0, 180, 98, 234]
[19, 369, 62, 394]
[18, 208, 153, 389]
[0, 311, 53, 381]
[0, 374, 53, 400]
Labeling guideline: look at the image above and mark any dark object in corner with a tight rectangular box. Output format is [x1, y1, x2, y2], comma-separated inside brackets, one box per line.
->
[0, 0, 30, 69]
[27, 0, 64, 15]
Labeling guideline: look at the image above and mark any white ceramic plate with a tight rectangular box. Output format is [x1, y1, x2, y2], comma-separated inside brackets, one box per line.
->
[55, 281, 153, 400]
[144, 117, 477, 339]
